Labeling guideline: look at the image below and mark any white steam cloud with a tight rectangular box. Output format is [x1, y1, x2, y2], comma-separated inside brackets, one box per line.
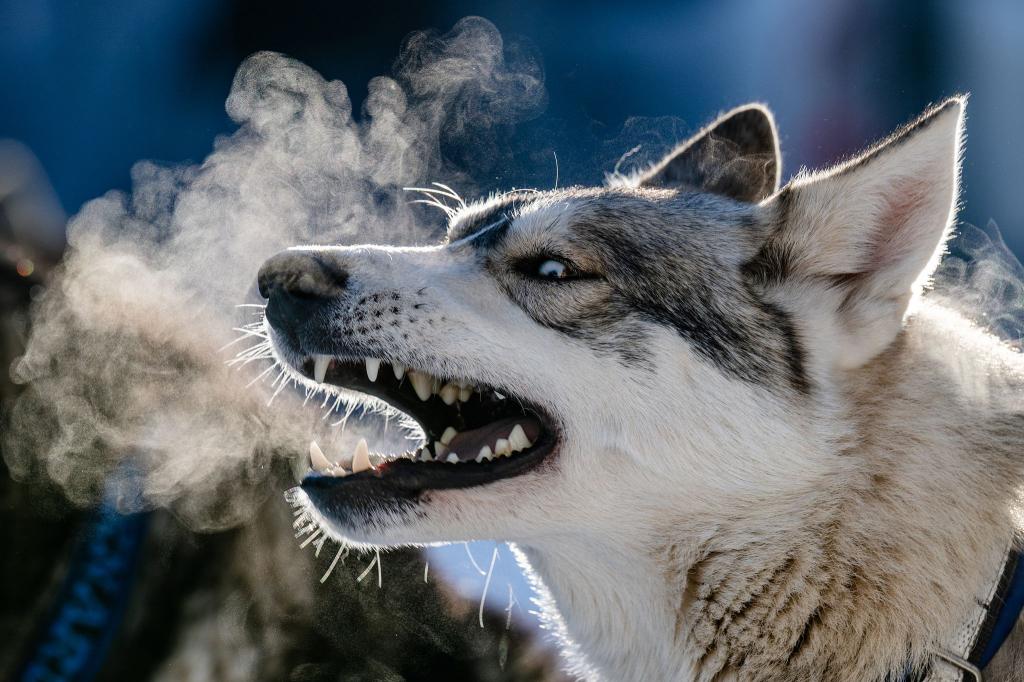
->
[3, 17, 546, 530]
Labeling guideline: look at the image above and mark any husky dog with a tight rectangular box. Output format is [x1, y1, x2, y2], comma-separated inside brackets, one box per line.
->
[258, 97, 1024, 681]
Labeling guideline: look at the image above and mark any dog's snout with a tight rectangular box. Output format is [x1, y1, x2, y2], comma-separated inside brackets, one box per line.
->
[257, 250, 349, 335]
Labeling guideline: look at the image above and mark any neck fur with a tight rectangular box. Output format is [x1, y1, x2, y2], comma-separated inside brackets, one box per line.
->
[523, 304, 1024, 681]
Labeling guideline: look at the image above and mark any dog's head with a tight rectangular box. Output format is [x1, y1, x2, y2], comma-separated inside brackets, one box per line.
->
[259, 99, 964, 549]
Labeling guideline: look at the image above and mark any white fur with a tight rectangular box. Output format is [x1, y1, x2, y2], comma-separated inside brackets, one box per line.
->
[272, 98, 1024, 680]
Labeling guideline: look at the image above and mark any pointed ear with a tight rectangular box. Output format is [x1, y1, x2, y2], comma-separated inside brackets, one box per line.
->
[755, 97, 966, 369]
[638, 103, 781, 202]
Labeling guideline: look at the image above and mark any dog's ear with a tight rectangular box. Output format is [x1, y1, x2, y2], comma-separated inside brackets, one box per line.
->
[638, 104, 781, 202]
[754, 97, 965, 369]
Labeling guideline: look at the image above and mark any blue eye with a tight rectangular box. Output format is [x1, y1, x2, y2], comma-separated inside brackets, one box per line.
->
[537, 259, 568, 278]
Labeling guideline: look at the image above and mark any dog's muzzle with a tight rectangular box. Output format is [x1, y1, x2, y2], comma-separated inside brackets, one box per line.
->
[257, 250, 349, 348]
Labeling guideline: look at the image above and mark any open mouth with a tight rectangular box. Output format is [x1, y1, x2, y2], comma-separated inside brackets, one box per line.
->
[293, 355, 558, 511]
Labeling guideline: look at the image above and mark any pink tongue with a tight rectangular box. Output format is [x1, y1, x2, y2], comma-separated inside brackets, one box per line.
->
[446, 415, 542, 461]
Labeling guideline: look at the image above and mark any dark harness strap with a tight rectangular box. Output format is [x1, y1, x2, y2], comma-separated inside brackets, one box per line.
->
[14, 504, 150, 682]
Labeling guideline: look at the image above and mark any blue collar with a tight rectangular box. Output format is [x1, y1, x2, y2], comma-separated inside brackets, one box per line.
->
[907, 547, 1024, 681]
[975, 549, 1024, 669]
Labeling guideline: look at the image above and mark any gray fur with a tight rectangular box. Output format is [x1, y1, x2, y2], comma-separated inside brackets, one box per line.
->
[259, 97, 1024, 681]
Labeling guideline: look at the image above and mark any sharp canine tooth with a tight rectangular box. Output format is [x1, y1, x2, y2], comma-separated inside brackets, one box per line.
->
[495, 438, 511, 456]
[440, 427, 457, 445]
[352, 438, 372, 473]
[310, 441, 332, 472]
[365, 358, 381, 382]
[409, 372, 432, 401]
[509, 425, 531, 451]
[446, 453, 459, 464]
[393, 362, 406, 380]
[439, 383, 458, 405]
[313, 355, 330, 383]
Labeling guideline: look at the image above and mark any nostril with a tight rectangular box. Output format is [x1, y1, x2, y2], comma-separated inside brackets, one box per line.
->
[257, 250, 348, 302]
[256, 271, 274, 299]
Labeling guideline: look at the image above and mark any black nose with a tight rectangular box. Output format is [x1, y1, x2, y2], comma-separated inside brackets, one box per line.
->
[257, 250, 348, 334]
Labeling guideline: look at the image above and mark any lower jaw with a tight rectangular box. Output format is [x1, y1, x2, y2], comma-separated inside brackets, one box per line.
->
[298, 433, 557, 535]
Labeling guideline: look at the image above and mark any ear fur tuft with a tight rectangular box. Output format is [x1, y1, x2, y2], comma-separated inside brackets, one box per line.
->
[760, 96, 966, 369]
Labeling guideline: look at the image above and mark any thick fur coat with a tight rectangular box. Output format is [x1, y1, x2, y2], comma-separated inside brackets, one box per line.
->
[261, 98, 1024, 680]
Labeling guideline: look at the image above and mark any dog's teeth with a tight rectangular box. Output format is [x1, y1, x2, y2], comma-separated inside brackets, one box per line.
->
[352, 438, 372, 473]
[309, 440, 332, 472]
[365, 358, 381, 382]
[440, 426, 457, 445]
[439, 383, 458, 405]
[493, 391, 506, 401]
[458, 386, 472, 402]
[446, 453, 459, 464]
[409, 372, 433, 401]
[434, 442, 449, 458]
[329, 466, 347, 477]
[313, 355, 331, 383]
[494, 438, 511, 456]
[509, 424, 531, 451]
[478, 445, 493, 461]
[393, 362, 406, 380]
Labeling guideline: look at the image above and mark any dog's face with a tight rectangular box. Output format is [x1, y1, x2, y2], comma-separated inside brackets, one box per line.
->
[259, 100, 964, 552]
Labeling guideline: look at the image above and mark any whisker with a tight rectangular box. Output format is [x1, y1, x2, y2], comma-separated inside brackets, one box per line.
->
[505, 583, 518, 629]
[244, 363, 277, 388]
[300, 528, 323, 548]
[478, 546, 499, 627]
[431, 182, 468, 208]
[407, 197, 456, 216]
[321, 545, 347, 583]
[267, 374, 291, 405]
[464, 542, 487, 576]
[356, 550, 381, 587]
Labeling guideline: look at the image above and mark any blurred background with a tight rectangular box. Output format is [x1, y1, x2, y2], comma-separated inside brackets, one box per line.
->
[2, 0, 1022, 257]
[1, 1, 1021, 680]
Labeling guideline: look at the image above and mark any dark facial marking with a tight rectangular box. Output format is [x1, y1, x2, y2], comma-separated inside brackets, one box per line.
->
[484, 189, 810, 393]
[572, 194, 808, 393]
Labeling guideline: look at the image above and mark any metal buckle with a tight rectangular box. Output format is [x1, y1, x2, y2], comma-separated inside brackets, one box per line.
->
[932, 650, 982, 681]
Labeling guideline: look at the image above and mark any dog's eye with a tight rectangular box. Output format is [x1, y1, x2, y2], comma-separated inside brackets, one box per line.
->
[515, 255, 595, 282]
[537, 259, 569, 279]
